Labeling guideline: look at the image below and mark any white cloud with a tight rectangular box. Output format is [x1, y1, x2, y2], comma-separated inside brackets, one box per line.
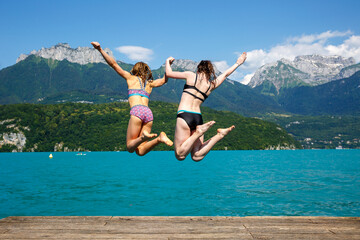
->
[213, 60, 246, 82]
[287, 30, 352, 44]
[325, 35, 360, 58]
[229, 30, 360, 84]
[242, 73, 254, 85]
[115, 46, 153, 62]
[213, 60, 229, 73]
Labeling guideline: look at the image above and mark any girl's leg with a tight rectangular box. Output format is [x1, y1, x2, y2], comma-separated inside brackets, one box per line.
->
[136, 121, 173, 156]
[174, 118, 216, 160]
[191, 125, 235, 162]
[126, 116, 157, 153]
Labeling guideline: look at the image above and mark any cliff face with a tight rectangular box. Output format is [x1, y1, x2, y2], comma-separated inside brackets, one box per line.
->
[248, 55, 357, 92]
[0, 119, 27, 152]
[336, 63, 360, 79]
[16, 43, 114, 65]
[292, 55, 355, 79]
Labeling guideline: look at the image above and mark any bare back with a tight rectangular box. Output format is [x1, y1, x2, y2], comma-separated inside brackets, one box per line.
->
[126, 76, 152, 108]
[177, 72, 213, 113]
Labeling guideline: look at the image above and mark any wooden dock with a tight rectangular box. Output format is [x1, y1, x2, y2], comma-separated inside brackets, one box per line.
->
[0, 216, 359, 239]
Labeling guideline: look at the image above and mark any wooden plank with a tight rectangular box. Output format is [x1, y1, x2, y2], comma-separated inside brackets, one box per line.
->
[0, 233, 254, 239]
[0, 216, 359, 240]
[250, 233, 360, 240]
[1, 226, 249, 234]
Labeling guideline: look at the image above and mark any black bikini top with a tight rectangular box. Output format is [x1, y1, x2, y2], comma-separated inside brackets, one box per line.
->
[183, 74, 211, 102]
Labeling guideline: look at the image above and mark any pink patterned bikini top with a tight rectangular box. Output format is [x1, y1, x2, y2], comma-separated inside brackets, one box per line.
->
[128, 77, 150, 99]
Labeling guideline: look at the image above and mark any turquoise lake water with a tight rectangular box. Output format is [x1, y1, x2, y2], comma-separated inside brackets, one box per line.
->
[0, 150, 359, 218]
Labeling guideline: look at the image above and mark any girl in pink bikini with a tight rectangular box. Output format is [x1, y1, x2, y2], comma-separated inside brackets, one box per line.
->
[91, 42, 173, 156]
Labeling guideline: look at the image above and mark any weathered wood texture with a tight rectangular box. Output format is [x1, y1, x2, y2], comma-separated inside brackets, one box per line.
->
[0, 216, 359, 239]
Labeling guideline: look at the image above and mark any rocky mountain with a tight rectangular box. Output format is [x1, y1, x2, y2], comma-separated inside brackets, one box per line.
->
[248, 55, 358, 95]
[293, 55, 355, 81]
[16, 43, 114, 65]
[169, 59, 198, 71]
[336, 62, 360, 79]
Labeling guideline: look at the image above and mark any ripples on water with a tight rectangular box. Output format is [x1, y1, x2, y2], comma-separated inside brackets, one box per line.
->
[0, 150, 359, 218]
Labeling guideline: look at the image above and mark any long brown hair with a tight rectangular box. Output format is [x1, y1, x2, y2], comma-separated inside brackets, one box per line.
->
[130, 62, 153, 82]
[196, 60, 217, 83]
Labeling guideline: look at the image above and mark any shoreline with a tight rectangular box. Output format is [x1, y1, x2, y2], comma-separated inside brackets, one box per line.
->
[1, 148, 360, 154]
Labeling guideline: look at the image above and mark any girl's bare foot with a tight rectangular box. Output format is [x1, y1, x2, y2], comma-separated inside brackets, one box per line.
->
[217, 125, 235, 137]
[159, 132, 173, 146]
[196, 121, 216, 135]
[142, 130, 157, 141]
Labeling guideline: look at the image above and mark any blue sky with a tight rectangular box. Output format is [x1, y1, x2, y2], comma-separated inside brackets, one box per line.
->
[1, 0, 360, 83]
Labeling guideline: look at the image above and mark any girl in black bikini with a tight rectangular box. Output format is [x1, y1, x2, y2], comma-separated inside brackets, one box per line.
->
[165, 53, 247, 161]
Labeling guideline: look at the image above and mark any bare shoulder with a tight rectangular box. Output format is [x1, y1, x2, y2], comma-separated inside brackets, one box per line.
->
[126, 75, 141, 88]
[185, 71, 196, 79]
[186, 71, 196, 76]
[126, 75, 138, 82]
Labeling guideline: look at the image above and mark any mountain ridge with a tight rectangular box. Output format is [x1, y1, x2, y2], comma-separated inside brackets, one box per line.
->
[249, 54, 359, 93]
[16, 43, 224, 75]
[16, 43, 114, 65]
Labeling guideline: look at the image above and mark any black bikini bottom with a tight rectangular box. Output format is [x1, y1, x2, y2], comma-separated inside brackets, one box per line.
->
[177, 111, 203, 131]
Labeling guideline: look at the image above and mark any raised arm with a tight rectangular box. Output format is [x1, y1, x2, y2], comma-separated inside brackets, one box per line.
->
[91, 42, 131, 80]
[165, 57, 193, 80]
[147, 59, 172, 88]
[213, 52, 247, 89]
[148, 75, 167, 88]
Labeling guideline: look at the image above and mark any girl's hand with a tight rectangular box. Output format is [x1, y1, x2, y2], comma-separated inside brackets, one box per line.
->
[91, 42, 101, 50]
[167, 57, 175, 65]
[236, 52, 247, 65]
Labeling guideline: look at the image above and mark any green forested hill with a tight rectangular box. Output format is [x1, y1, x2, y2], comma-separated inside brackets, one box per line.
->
[277, 71, 360, 115]
[0, 55, 129, 104]
[0, 102, 301, 152]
